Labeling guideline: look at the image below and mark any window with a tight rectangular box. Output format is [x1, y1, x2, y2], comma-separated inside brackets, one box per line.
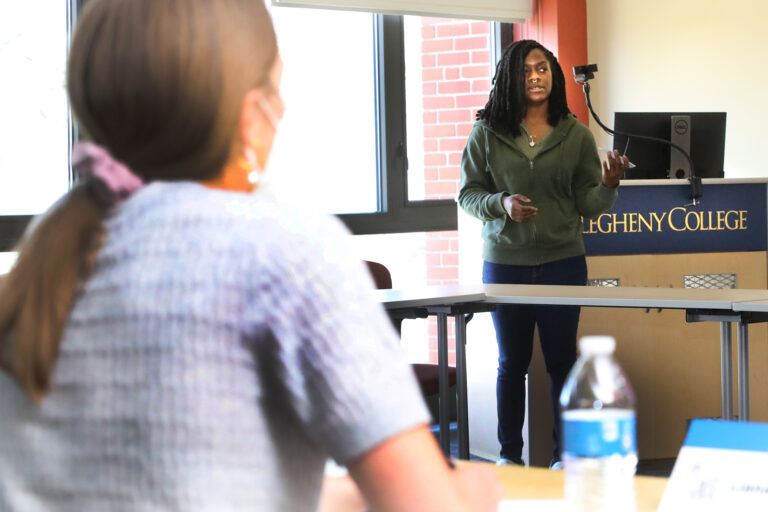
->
[0, 0, 77, 251]
[266, 9, 475, 234]
[0, 4, 504, 260]
[404, 16, 493, 203]
[267, 6, 378, 214]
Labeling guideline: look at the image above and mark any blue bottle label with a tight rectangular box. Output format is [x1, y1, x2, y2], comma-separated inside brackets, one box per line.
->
[562, 409, 636, 457]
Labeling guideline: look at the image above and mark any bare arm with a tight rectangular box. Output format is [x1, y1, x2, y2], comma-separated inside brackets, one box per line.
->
[317, 474, 367, 512]
[347, 424, 503, 512]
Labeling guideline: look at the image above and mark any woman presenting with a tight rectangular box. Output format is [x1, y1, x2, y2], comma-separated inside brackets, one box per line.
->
[459, 40, 627, 468]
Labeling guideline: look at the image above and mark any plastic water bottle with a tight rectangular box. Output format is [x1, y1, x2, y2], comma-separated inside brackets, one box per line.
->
[559, 335, 637, 512]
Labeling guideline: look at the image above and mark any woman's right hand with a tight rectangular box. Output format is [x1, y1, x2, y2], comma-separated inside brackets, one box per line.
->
[502, 194, 538, 222]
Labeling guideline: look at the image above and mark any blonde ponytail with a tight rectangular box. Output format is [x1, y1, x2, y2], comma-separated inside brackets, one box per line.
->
[0, 185, 105, 401]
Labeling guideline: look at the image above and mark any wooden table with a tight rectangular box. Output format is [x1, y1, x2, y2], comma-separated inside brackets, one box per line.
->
[319, 462, 668, 512]
[486, 463, 668, 512]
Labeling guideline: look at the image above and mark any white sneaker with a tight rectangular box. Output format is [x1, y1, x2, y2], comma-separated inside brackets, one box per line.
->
[496, 457, 524, 466]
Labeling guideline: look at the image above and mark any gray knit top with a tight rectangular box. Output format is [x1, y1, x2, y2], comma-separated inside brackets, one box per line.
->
[0, 182, 430, 511]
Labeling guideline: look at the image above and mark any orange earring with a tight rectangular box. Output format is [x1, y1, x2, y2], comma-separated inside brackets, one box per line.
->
[244, 141, 265, 185]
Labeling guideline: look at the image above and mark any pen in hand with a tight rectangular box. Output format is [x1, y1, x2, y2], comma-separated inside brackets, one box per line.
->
[599, 147, 636, 168]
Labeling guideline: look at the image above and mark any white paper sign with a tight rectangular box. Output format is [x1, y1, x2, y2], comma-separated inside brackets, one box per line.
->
[658, 420, 768, 511]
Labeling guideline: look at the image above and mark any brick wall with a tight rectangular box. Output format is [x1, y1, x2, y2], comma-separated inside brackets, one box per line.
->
[420, 18, 492, 364]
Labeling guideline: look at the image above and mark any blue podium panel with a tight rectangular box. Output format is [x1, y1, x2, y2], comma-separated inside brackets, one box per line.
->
[583, 183, 768, 256]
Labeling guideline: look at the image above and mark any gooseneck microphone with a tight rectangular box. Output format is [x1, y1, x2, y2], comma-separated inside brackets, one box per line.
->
[573, 64, 702, 206]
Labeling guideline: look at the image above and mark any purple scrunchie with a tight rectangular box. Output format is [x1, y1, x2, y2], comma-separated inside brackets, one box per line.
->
[71, 142, 144, 206]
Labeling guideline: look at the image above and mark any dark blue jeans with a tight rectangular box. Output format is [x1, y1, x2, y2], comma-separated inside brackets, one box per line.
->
[482, 255, 587, 462]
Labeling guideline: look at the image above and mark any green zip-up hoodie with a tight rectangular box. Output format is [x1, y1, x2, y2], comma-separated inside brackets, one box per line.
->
[458, 115, 618, 266]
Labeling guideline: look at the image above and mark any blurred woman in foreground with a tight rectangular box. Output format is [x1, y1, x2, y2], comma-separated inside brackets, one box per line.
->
[0, 1, 501, 510]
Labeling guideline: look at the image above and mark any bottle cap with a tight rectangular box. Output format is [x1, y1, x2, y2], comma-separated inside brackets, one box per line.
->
[578, 335, 616, 354]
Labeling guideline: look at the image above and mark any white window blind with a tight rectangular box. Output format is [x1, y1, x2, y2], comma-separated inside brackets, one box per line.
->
[271, 0, 531, 23]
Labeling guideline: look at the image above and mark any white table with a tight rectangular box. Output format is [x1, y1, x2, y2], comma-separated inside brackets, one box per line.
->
[483, 284, 768, 424]
[727, 299, 768, 422]
[378, 284, 768, 459]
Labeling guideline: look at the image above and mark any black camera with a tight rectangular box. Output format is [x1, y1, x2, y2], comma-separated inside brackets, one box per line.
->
[573, 64, 598, 83]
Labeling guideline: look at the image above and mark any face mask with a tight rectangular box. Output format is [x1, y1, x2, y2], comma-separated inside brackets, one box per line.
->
[248, 96, 283, 193]
[258, 96, 281, 131]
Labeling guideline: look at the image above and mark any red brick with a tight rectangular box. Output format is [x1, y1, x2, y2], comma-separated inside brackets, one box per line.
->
[422, 17, 450, 24]
[427, 266, 458, 280]
[455, 36, 488, 51]
[427, 230, 453, 238]
[471, 21, 490, 35]
[445, 67, 460, 80]
[449, 238, 459, 251]
[462, 65, 490, 79]
[472, 50, 490, 64]
[457, 122, 475, 137]
[425, 238, 450, 251]
[426, 252, 441, 266]
[442, 253, 459, 266]
[472, 79, 491, 93]
[423, 138, 438, 151]
[438, 109, 472, 123]
[425, 181, 457, 197]
[439, 167, 460, 181]
[426, 192, 458, 201]
[424, 167, 438, 180]
[428, 323, 438, 337]
[438, 80, 470, 94]
[448, 352, 457, 366]
[423, 82, 436, 96]
[436, 24, 470, 38]
[456, 94, 490, 108]
[423, 96, 455, 109]
[423, 124, 455, 138]
[437, 52, 470, 67]
[423, 112, 437, 125]
[422, 55, 436, 68]
[449, 153, 462, 165]
[423, 38, 453, 53]
[424, 153, 446, 166]
[422, 68, 442, 81]
[440, 138, 470, 151]
[428, 351, 438, 365]
[421, 26, 435, 39]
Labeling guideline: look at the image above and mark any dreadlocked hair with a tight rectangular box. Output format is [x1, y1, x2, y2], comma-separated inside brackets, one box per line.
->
[477, 40, 571, 137]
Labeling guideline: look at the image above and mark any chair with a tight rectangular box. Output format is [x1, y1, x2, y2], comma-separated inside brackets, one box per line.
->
[364, 261, 457, 420]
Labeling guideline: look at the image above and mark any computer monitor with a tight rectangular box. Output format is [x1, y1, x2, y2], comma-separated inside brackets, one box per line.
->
[612, 112, 726, 179]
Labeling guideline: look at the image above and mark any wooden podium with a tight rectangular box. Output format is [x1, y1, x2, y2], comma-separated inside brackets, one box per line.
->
[526, 179, 768, 466]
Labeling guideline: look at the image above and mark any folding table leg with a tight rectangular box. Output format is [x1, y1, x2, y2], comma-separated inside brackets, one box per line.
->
[437, 312, 451, 455]
[737, 321, 750, 422]
[455, 313, 469, 459]
[720, 321, 733, 420]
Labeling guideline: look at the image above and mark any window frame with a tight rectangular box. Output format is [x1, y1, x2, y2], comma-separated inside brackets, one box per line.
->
[337, 14, 458, 236]
[0, 0, 80, 252]
[0, 8, 511, 250]
[338, 16, 513, 235]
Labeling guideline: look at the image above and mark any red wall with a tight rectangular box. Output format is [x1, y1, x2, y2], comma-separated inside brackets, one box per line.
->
[514, 0, 590, 125]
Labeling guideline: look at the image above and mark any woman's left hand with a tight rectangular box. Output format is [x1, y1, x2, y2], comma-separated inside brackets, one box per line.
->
[602, 149, 628, 188]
